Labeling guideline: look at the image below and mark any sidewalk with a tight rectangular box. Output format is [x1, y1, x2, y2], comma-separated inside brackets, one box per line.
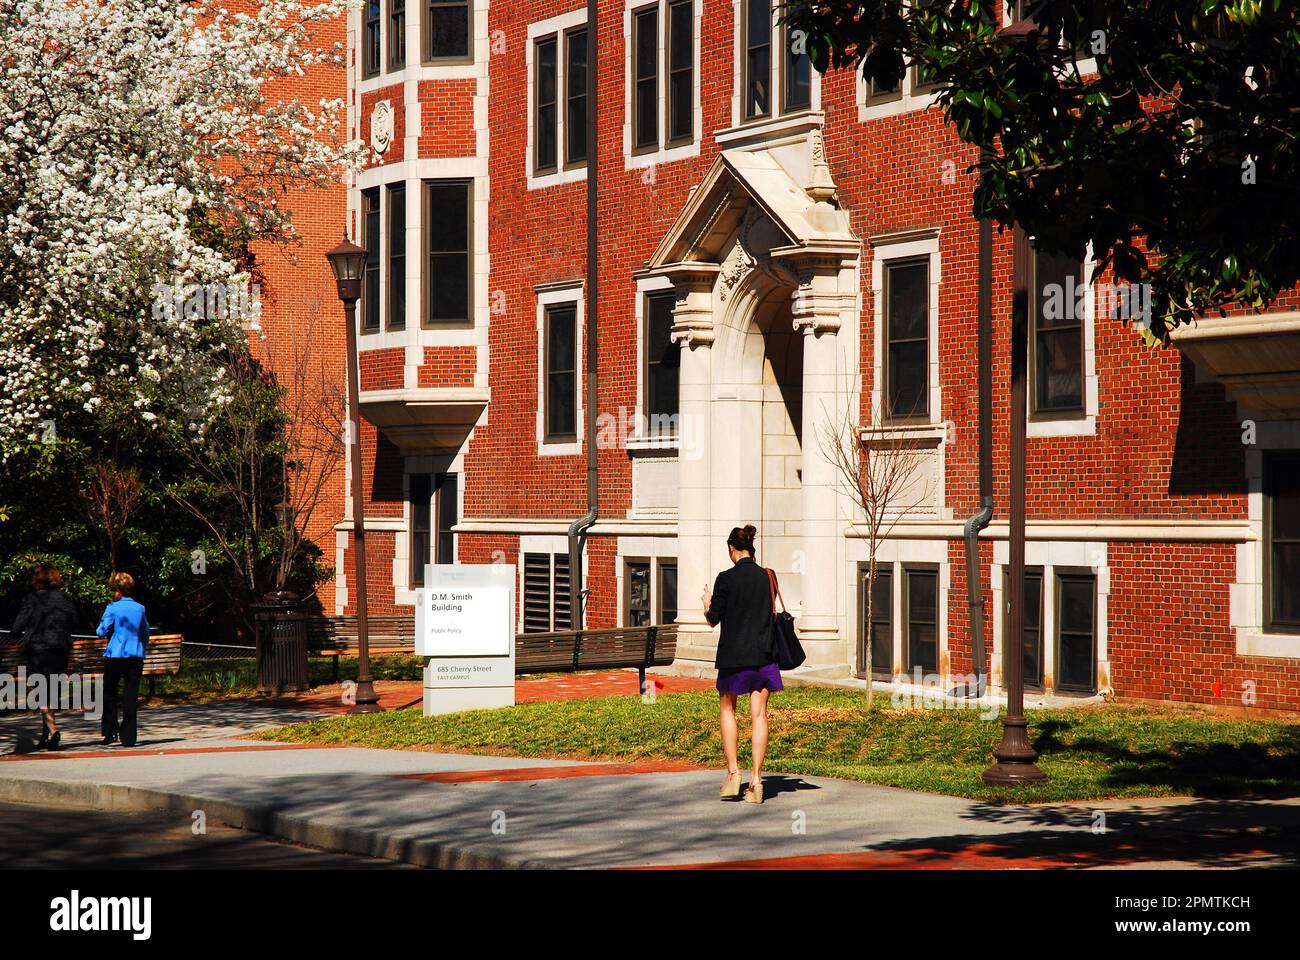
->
[0, 691, 1296, 869]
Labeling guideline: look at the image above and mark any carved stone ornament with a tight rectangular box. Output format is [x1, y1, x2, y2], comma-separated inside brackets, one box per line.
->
[371, 100, 395, 155]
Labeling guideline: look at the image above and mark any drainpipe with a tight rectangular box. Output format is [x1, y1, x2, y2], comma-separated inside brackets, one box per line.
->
[567, 0, 600, 627]
[959, 144, 995, 698]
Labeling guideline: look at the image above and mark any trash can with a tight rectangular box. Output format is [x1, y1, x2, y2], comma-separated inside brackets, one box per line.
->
[254, 591, 309, 694]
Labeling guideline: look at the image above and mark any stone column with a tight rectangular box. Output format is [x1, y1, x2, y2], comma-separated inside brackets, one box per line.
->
[662, 264, 719, 668]
[787, 252, 855, 669]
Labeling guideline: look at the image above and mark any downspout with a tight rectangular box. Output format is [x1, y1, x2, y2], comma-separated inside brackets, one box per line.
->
[960, 144, 995, 698]
[567, 0, 599, 627]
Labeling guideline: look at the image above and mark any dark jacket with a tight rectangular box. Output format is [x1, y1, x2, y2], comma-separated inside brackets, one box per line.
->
[11, 589, 78, 656]
[706, 557, 777, 670]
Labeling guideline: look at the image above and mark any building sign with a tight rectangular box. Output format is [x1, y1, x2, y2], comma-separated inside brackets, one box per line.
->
[415, 564, 515, 716]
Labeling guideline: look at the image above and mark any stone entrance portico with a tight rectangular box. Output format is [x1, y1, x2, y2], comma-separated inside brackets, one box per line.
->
[646, 139, 861, 673]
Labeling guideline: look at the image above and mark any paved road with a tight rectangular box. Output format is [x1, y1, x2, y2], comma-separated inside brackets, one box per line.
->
[1, 699, 1296, 869]
[0, 799, 414, 869]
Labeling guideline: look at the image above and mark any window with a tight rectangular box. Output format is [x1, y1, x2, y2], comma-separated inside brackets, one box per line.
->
[667, 1, 694, 143]
[658, 561, 678, 624]
[388, 0, 406, 70]
[644, 291, 679, 431]
[911, 0, 940, 92]
[625, 559, 652, 627]
[884, 258, 930, 420]
[782, 21, 810, 111]
[422, 180, 471, 325]
[860, 565, 893, 679]
[742, 0, 772, 119]
[565, 28, 589, 166]
[1006, 567, 1045, 690]
[410, 474, 431, 587]
[425, 0, 471, 62]
[1055, 572, 1096, 694]
[866, 72, 901, 105]
[544, 303, 578, 442]
[633, 7, 658, 150]
[1031, 246, 1086, 416]
[361, 188, 381, 332]
[905, 567, 938, 674]
[535, 36, 558, 172]
[386, 183, 405, 330]
[364, 0, 382, 79]
[523, 553, 572, 632]
[629, 1, 695, 157]
[409, 473, 458, 587]
[1265, 452, 1300, 631]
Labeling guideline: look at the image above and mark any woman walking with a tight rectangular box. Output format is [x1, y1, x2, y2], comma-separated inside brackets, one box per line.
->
[11, 565, 78, 750]
[702, 525, 781, 804]
[96, 572, 150, 748]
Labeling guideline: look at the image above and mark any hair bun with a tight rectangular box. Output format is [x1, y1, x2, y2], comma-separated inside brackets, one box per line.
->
[743, 525, 757, 539]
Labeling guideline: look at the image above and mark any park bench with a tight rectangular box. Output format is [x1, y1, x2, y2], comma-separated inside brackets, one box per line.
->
[306, 615, 417, 680]
[515, 624, 677, 695]
[306, 617, 676, 693]
[0, 631, 184, 698]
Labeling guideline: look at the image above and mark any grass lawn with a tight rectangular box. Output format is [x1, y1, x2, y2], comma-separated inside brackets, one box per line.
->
[250, 685, 1300, 803]
[144, 656, 424, 704]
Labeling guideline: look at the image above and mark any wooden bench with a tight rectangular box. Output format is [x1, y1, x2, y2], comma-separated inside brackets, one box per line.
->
[0, 631, 184, 697]
[516, 624, 677, 695]
[306, 617, 676, 693]
[306, 616, 417, 681]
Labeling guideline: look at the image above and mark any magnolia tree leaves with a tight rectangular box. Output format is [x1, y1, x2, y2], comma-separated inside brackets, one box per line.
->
[785, 0, 1300, 343]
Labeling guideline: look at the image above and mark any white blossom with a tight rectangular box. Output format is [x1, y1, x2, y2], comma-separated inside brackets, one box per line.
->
[0, 0, 366, 456]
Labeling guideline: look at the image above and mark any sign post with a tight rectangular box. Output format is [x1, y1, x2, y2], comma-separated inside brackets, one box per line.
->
[416, 564, 516, 716]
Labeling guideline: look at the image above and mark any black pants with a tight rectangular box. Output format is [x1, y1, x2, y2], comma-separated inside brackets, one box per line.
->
[101, 657, 144, 746]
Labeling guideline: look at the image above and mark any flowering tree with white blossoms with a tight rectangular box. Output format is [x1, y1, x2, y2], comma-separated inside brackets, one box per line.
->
[0, 0, 364, 458]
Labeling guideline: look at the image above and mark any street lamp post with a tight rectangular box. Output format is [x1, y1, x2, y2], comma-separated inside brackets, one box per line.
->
[326, 235, 382, 715]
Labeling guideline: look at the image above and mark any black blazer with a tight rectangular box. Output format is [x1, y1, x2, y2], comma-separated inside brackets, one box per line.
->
[705, 557, 777, 670]
[11, 589, 78, 656]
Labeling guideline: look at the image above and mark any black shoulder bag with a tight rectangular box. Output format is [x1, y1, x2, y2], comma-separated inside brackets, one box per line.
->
[765, 568, 806, 671]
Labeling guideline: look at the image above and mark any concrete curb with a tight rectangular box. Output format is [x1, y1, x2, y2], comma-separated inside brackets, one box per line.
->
[0, 775, 552, 870]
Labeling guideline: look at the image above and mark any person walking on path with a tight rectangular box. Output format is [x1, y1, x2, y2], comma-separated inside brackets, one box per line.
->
[10, 565, 78, 750]
[96, 572, 150, 748]
[702, 525, 782, 805]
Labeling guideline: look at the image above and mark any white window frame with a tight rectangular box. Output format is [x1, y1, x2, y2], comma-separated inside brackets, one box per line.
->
[1234, 423, 1300, 659]
[870, 230, 943, 428]
[1026, 242, 1098, 438]
[527, 9, 589, 190]
[623, 0, 703, 172]
[991, 538, 1110, 699]
[536, 281, 585, 457]
[629, 273, 680, 449]
[729, 0, 821, 130]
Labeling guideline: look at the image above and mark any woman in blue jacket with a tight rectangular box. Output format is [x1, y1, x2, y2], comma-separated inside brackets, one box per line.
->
[96, 572, 150, 747]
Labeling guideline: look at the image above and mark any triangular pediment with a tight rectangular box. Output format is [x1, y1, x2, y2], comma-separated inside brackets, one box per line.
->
[647, 151, 855, 270]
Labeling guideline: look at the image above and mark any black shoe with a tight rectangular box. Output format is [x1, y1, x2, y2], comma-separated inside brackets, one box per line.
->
[35, 728, 49, 749]
[100, 734, 118, 746]
[46, 731, 60, 751]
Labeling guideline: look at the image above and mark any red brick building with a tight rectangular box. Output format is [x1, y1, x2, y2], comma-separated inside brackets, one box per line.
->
[331, 0, 1300, 711]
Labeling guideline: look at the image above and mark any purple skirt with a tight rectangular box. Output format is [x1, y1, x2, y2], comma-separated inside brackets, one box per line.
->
[716, 662, 784, 695]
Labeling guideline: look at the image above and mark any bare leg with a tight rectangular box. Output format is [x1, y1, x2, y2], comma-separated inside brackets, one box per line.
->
[40, 707, 57, 735]
[749, 688, 770, 782]
[719, 692, 740, 774]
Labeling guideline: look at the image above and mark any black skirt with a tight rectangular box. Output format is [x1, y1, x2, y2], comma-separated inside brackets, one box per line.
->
[25, 647, 71, 678]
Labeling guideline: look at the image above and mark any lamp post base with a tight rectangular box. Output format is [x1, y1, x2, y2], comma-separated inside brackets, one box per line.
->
[982, 716, 1046, 785]
[348, 678, 384, 715]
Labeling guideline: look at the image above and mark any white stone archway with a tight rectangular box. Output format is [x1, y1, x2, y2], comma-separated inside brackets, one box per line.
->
[646, 141, 861, 673]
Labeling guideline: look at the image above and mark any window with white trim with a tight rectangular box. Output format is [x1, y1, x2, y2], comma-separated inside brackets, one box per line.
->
[739, 0, 810, 122]
[530, 11, 589, 184]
